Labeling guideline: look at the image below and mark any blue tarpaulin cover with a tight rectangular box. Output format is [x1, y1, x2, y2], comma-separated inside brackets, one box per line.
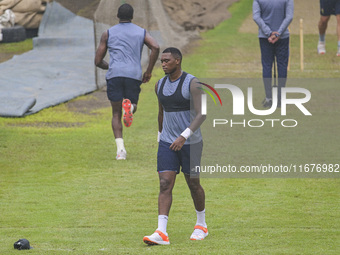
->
[0, 1, 96, 117]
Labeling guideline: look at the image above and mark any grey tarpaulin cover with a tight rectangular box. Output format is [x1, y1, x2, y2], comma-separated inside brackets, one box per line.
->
[0, 1, 96, 117]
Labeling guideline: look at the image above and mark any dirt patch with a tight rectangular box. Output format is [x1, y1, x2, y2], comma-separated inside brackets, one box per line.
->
[57, 0, 100, 20]
[60, 0, 239, 31]
[0, 52, 17, 63]
[66, 88, 110, 114]
[161, 0, 237, 31]
[7, 122, 85, 128]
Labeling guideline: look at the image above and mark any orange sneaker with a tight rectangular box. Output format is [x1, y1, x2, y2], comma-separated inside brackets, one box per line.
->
[190, 225, 208, 240]
[143, 230, 170, 245]
[122, 99, 133, 127]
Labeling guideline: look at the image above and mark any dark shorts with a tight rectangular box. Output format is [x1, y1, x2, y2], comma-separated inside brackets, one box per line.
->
[106, 77, 142, 104]
[157, 140, 203, 175]
[320, 0, 340, 16]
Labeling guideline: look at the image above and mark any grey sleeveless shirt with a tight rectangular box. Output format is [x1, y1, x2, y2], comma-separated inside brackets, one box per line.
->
[106, 23, 145, 81]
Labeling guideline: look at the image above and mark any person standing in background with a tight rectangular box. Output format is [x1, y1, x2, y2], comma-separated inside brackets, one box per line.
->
[253, 0, 294, 108]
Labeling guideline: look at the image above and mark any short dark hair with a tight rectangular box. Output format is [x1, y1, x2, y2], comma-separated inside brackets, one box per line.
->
[162, 47, 182, 60]
[117, 3, 133, 20]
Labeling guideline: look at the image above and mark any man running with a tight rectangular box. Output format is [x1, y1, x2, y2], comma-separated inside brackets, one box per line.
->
[143, 47, 207, 245]
[95, 3, 159, 160]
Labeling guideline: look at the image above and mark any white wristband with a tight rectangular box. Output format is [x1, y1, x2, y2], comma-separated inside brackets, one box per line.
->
[157, 131, 161, 142]
[180, 128, 193, 140]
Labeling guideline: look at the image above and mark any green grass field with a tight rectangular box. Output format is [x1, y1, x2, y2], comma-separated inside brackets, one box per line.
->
[0, 0, 339, 254]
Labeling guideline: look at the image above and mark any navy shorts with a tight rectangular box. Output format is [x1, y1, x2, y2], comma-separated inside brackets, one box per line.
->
[157, 140, 203, 175]
[320, 0, 340, 16]
[106, 77, 142, 104]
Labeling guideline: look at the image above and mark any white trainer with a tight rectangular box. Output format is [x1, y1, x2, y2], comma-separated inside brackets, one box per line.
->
[190, 225, 208, 240]
[116, 150, 126, 160]
[143, 230, 170, 245]
[337, 50, 340, 57]
[317, 41, 326, 54]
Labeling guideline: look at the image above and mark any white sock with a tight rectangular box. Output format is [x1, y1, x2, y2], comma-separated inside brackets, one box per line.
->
[196, 209, 207, 228]
[115, 138, 125, 153]
[157, 215, 168, 236]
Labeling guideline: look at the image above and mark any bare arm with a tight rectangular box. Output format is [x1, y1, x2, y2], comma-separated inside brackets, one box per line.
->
[188, 78, 206, 132]
[94, 31, 109, 70]
[170, 78, 206, 151]
[143, 31, 160, 83]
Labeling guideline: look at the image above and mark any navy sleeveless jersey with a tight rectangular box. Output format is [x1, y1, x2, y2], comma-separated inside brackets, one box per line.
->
[157, 72, 202, 145]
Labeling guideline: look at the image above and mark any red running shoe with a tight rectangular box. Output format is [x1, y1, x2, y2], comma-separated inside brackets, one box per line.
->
[122, 99, 133, 127]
